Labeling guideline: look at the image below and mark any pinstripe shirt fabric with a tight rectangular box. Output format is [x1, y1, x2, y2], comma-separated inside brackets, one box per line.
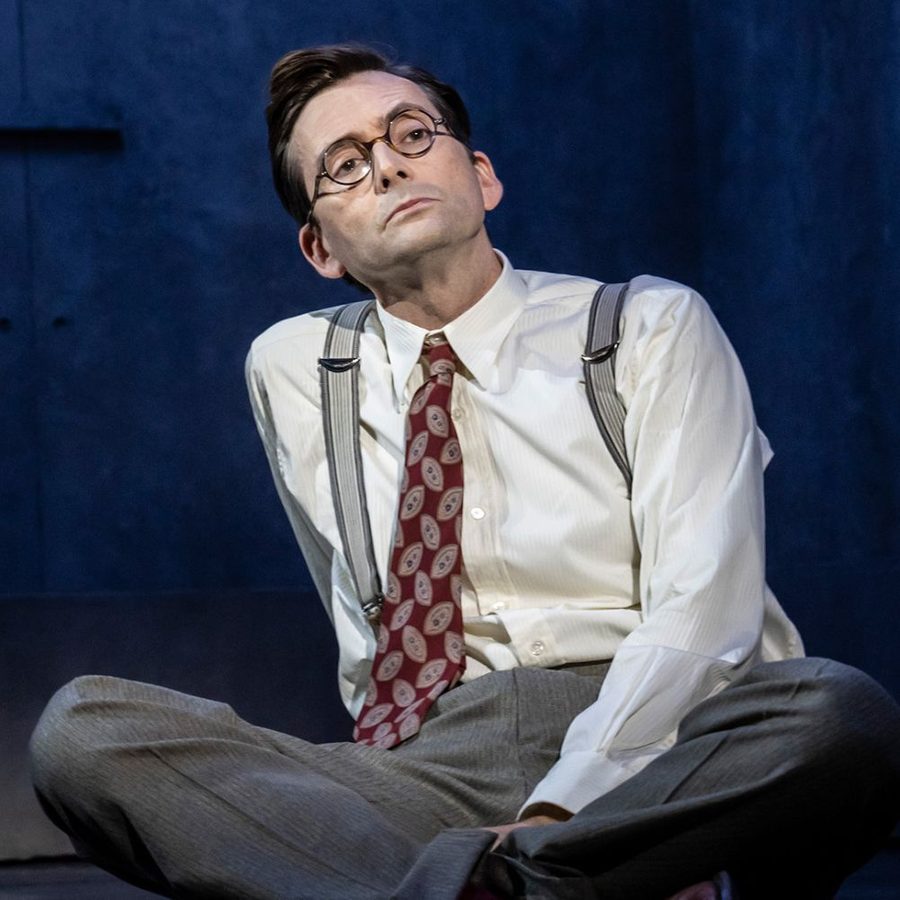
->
[245, 251, 803, 816]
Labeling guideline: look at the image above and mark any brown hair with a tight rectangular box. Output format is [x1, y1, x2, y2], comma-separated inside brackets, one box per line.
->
[266, 44, 472, 227]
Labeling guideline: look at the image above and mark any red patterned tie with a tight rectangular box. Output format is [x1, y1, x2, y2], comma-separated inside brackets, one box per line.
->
[354, 335, 466, 748]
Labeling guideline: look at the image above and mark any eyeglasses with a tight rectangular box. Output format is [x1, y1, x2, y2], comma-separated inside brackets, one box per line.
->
[306, 107, 454, 224]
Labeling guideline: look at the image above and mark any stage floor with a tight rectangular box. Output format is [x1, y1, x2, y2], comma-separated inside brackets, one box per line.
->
[0, 851, 897, 899]
[0, 860, 155, 898]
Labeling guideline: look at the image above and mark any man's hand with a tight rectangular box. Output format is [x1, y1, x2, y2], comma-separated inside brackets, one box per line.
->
[481, 804, 572, 850]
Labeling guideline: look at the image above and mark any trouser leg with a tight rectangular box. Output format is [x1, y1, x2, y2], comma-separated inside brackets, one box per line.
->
[29, 675, 446, 899]
[29, 668, 606, 899]
[477, 658, 900, 900]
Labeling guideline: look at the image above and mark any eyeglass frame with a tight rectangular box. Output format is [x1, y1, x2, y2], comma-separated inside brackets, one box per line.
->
[305, 106, 457, 225]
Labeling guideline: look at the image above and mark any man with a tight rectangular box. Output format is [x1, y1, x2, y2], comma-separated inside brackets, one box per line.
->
[31, 45, 900, 899]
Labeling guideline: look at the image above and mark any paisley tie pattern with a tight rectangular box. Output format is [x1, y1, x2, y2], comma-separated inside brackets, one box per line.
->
[354, 336, 465, 748]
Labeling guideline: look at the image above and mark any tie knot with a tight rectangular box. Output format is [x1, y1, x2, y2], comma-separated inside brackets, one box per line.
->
[423, 334, 458, 379]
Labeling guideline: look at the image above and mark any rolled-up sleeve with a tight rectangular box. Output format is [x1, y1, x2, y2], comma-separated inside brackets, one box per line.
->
[523, 278, 771, 815]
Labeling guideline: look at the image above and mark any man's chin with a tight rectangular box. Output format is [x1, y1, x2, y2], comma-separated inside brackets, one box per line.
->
[371, 232, 466, 272]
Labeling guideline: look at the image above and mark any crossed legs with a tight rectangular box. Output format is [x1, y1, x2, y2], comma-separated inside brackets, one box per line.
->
[30, 659, 900, 899]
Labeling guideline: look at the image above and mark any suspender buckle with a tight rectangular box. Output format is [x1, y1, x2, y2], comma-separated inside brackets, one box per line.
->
[362, 595, 384, 623]
[319, 357, 361, 373]
[581, 340, 620, 364]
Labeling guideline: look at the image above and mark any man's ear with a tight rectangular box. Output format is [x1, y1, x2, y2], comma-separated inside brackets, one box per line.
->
[298, 223, 347, 280]
[472, 151, 504, 212]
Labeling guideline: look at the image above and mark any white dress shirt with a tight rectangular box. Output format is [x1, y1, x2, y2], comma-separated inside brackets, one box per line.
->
[245, 251, 803, 815]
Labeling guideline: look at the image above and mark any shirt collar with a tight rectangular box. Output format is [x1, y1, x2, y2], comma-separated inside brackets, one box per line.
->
[375, 251, 527, 401]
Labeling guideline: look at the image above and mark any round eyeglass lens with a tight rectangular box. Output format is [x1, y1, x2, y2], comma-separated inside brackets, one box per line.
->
[324, 142, 370, 185]
[387, 111, 437, 155]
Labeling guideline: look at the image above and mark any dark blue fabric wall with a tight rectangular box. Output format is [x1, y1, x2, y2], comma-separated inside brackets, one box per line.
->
[2, 1, 898, 693]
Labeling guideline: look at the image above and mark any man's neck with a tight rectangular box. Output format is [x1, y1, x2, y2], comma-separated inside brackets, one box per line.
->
[369, 235, 502, 330]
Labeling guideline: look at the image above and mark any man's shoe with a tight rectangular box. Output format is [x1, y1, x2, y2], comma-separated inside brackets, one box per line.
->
[665, 870, 737, 900]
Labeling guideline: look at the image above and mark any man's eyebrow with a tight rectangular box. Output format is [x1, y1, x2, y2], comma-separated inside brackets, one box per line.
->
[315, 102, 434, 159]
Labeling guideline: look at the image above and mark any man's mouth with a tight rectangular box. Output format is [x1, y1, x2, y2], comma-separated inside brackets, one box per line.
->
[385, 197, 435, 224]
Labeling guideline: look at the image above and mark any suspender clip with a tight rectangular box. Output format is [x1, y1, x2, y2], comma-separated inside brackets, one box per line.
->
[361, 595, 384, 623]
[581, 340, 620, 364]
[319, 357, 361, 373]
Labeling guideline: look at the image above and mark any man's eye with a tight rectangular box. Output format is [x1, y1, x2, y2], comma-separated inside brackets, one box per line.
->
[391, 115, 433, 147]
[327, 153, 366, 181]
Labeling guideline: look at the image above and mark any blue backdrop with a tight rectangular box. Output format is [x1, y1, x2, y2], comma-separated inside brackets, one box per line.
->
[2, 1, 898, 692]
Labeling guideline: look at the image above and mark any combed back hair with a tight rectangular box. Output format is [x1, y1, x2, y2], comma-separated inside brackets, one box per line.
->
[266, 44, 472, 227]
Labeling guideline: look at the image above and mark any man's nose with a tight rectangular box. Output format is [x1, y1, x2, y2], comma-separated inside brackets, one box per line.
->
[370, 141, 409, 192]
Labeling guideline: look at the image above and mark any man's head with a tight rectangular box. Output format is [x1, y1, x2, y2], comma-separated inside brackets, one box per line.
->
[265, 45, 502, 290]
[267, 45, 473, 227]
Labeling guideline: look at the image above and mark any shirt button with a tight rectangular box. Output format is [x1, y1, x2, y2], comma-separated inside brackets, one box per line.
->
[491, 601, 507, 612]
[470, 507, 485, 520]
[451, 408, 464, 421]
[530, 641, 545, 657]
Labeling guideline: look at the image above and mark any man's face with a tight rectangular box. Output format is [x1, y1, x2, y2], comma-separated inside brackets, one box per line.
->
[290, 70, 502, 286]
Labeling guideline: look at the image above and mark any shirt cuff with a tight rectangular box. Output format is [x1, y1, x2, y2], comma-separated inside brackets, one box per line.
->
[519, 748, 657, 817]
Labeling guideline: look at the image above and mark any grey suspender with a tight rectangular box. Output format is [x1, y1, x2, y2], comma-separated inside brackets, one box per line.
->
[318, 281, 632, 620]
[319, 299, 382, 620]
[582, 281, 632, 493]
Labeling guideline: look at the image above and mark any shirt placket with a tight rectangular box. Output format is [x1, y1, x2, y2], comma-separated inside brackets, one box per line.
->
[449, 377, 517, 618]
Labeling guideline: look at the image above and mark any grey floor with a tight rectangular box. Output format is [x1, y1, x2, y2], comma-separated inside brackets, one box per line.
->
[0, 859, 155, 899]
[0, 850, 897, 900]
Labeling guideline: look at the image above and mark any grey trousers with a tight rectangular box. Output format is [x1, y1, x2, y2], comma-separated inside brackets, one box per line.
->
[29, 658, 900, 900]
